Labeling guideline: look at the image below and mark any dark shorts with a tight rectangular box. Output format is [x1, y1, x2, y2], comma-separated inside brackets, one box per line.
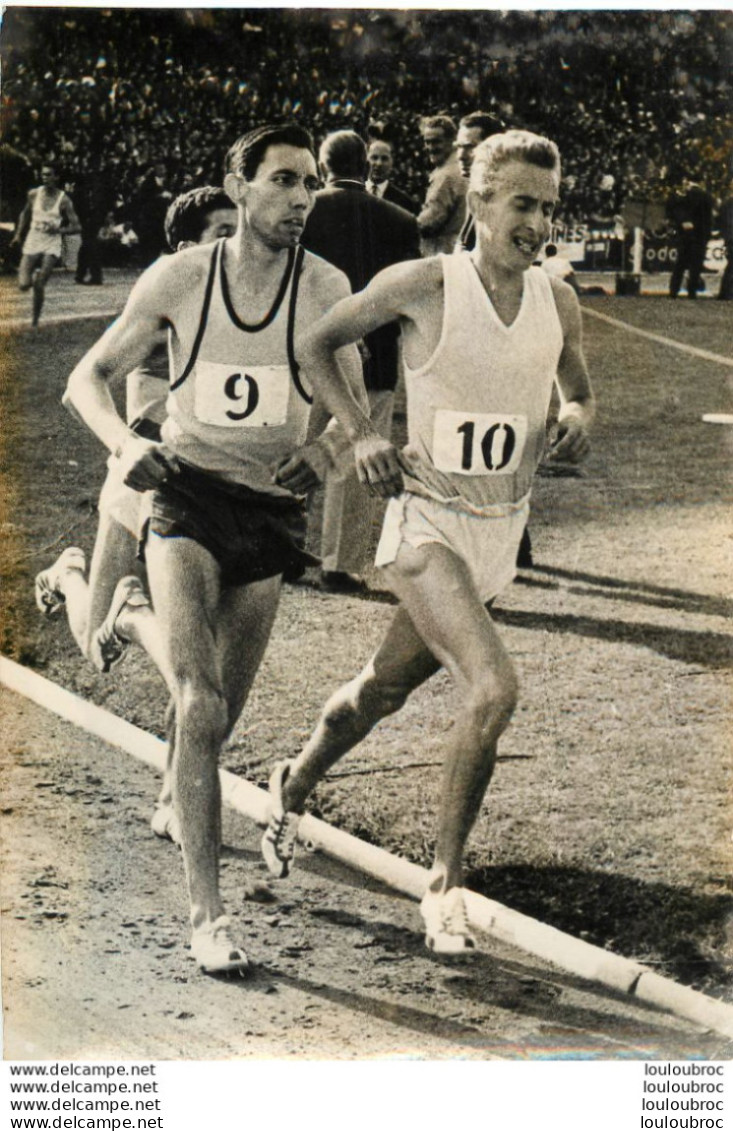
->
[130, 416, 163, 442]
[141, 461, 319, 587]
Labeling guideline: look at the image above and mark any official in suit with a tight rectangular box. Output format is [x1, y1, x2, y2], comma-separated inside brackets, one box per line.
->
[667, 178, 714, 299]
[366, 139, 419, 215]
[302, 130, 421, 592]
[455, 111, 505, 252]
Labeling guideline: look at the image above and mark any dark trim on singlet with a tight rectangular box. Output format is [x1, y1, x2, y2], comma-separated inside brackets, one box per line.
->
[287, 245, 312, 405]
[221, 243, 295, 331]
[459, 214, 476, 252]
[171, 239, 310, 404]
[170, 239, 220, 391]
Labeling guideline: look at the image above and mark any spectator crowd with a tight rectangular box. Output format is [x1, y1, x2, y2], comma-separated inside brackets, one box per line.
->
[1, 9, 730, 249]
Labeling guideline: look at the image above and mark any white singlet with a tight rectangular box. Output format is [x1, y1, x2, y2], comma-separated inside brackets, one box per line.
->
[22, 189, 70, 259]
[400, 253, 564, 514]
[162, 239, 314, 496]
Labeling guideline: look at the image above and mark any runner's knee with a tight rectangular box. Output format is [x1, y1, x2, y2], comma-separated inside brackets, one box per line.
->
[318, 664, 407, 741]
[345, 663, 416, 726]
[465, 662, 519, 738]
[175, 678, 228, 749]
[361, 670, 414, 719]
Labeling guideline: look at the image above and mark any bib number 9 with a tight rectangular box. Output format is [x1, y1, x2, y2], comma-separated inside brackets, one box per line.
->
[193, 362, 290, 428]
[433, 410, 527, 475]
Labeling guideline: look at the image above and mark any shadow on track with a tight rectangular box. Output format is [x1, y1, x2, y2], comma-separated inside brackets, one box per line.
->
[466, 862, 733, 996]
[517, 563, 733, 619]
[493, 605, 733, 668]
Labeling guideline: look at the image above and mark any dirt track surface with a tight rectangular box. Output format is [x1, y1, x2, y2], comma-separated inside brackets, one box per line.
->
[2, 691, 726, 1063]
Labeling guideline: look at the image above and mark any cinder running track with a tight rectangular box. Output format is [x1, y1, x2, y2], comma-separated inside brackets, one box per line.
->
[1, 688, 722, 1062]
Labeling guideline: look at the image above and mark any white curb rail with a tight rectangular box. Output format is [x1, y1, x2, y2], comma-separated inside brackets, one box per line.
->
[3, 654, 733, 1040]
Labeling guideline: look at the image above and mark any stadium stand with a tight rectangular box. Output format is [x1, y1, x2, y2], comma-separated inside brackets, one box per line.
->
[1, 9, 730, 258]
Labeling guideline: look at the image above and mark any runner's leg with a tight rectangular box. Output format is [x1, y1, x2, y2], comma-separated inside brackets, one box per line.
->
[216, 574, 283, 735]
[18, 253, 40, 291]
[383, 542, 518, 891]
[115, 562, 281, 829]
[144, 533, 281, 931]
[31, 254, 57, 326]
[82, 514, 141, 654]
[282, 605, 441, 813]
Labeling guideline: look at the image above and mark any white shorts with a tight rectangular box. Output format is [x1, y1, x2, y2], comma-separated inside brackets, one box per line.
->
[97, 457, 149, 538]
[375, 491, 530, 604]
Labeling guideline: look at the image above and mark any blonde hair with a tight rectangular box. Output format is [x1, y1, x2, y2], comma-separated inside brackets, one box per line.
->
[469, 130, 560, 198]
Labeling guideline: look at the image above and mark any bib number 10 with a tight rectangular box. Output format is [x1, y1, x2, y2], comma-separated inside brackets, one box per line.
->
[432, 410, 527, 476]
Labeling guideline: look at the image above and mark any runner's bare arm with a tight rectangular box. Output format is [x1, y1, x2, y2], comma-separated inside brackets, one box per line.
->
[276, 266, 369, 493]
[59, 195, 82, 237]
[275, 337, 366, 493]
[548, 278, 595, 464]
[11, 195, 32, 246]
[297, 260, 434, 496]
[64, 257, 187, 486]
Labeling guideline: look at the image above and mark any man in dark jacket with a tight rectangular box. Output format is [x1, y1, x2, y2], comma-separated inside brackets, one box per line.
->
[667, 178, 714, 299]
[74, 167, 115, 286]
[455, 111, 505, 252]
[366, 138, 419, 215]
[302, 129, 420, 591]
[131, 160, 175, 267]
[716, 178, 733, 301]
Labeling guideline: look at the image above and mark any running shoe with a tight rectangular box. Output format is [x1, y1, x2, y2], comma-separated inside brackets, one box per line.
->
[34, 547, 86, 616]
[420, 884, 477, 955]
[150, 802, 181, 846]
[90, 575, 149, 673]
[190, 916, 249, 976]
[261, 760, 300, 879]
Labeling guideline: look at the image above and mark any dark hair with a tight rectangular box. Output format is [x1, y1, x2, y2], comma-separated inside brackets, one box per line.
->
[164, 186, 233, 248]
[366, 120, 388, 141]
[544, 243, 558, 257]
[367, 136, 393, 154]
[459, 111, 505, 139]
[318, 130, 367, 179]
[225, 123, 315, 181]
[419, 115, 457, 141]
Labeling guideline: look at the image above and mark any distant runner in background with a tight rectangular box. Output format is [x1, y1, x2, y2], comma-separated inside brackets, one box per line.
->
[11, 163, 81, 327]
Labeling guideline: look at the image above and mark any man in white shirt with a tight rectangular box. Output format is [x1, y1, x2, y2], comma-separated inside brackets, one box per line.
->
[417, 115, 466, 256]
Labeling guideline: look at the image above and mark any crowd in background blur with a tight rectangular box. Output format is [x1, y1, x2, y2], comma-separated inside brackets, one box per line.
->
[1, 8, 730, 259]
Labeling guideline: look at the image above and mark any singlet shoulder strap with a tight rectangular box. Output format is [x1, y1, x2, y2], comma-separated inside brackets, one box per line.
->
[287, 245, 312, 405]
[527, 263, 554, 303]
[170, 238, 221, 391]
